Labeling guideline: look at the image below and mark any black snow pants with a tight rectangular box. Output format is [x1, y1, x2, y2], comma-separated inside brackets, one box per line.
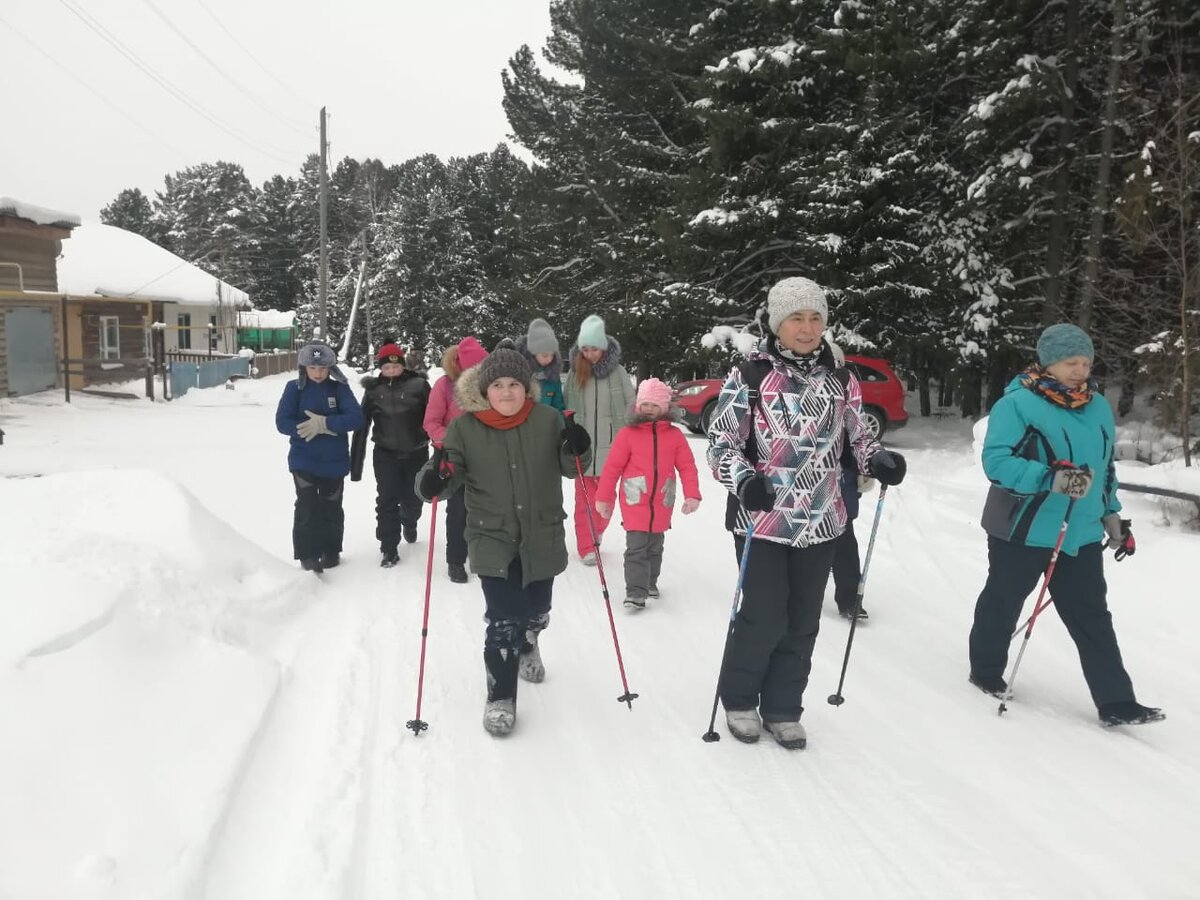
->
[479, 557, 553, 702]
[291, 471, 345, 560]
[969, 537, 1135, 708]
[374, 445, 428, 552]
[720, 536, 837, 722]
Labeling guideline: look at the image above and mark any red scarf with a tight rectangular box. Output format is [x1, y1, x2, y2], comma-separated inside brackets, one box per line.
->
[473, 398, 535, 430]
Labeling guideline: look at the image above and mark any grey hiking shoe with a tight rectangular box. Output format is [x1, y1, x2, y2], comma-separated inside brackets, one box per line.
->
[483, 699, 516, 736]
[519, 644, 545, 683]
[764, 719, 807, 750]
[725, 708, 761, 743]
[623, 594, 647, 611]
[648, 584, 660, 599]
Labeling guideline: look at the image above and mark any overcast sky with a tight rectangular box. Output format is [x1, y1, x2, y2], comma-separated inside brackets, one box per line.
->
[1, 0, 556, 219]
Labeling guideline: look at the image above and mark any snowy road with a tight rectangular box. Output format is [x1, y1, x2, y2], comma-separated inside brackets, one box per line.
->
[2, 376, 1197, 899]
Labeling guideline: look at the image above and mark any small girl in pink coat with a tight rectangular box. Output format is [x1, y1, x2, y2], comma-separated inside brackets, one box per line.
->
[595, 378, 701, 610]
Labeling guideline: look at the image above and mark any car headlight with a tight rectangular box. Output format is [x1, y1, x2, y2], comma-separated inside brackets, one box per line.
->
[675, 384, 708, 397]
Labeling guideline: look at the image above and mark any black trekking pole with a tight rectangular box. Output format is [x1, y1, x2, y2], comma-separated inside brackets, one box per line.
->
[702, 520, 756, 742]
[828, 485, 889, 707]
[565, 412, 638, 709]
[406, 495, 440, 735]
[998, 499, 1074, 716]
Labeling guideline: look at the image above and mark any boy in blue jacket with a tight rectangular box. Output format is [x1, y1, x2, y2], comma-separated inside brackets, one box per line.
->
[969, 323, 1160, 726]
[275, 341, 364, 573]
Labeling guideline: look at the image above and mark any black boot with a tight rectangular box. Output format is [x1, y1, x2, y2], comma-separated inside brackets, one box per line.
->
[380, 548, 400, 568]
[1099, 701, 1165, 726]
[320, 552, 341, 569]
[969, 672, 1007, 697]
[448, 562, 469, 583]
[403, 523, 418, 544]
[300, 557, 324, 574]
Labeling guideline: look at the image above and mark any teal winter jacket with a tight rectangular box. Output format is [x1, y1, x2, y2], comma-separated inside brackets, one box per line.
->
[980, 376, 1121, 555]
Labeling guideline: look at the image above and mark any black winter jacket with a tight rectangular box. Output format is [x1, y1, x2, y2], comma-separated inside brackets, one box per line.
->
[350, 371, 431, 480]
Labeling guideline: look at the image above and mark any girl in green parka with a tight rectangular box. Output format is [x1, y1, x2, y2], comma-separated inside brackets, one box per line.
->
[969, 323, 1162, 727]
[564, 315, 636, 565]
[417, 349, 592, 736]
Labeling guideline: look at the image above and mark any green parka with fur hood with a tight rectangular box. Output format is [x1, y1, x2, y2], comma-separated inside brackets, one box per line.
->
[416, 364, 592, 586]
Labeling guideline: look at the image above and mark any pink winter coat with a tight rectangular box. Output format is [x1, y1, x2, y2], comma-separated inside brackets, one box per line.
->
[423, 375, 464, 446]
[597, 417, 701, 533]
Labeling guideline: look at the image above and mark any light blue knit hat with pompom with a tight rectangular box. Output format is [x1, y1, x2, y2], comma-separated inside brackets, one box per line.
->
[577, 315, 607, 349]
[1037, 323, 1094, 367]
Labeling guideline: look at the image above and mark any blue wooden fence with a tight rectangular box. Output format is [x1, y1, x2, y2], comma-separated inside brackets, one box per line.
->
[168, 356, 250, 399]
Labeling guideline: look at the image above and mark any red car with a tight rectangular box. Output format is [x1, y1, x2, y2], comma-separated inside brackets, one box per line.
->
[672, 355, 908, 440]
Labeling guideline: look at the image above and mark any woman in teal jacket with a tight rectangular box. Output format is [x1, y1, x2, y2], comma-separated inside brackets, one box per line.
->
[969, 324, 1161, 726]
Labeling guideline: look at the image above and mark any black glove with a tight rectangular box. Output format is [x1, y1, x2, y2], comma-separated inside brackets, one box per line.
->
[869, 449, 907, 486]
[419, 448, 454, 499]
[738, 474, 776, 512]
[561, 419, 591, 456]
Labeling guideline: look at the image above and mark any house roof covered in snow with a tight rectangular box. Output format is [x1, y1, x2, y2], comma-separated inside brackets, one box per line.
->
[0, 196, 82, 229]
[56, 222, 250, 308]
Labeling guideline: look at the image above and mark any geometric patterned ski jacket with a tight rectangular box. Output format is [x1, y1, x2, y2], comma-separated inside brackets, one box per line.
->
[707, 338, 881, 548]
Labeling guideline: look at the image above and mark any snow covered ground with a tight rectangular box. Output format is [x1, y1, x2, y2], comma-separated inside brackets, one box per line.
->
[1, 375, 1197, 899]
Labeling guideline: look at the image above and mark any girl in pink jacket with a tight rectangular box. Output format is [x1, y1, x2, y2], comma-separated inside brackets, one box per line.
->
[423, 336, 488, 582]
[595, 378, 701, 610]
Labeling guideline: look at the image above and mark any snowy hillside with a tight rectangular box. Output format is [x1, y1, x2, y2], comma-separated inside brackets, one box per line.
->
[1, 377, 1197, 899]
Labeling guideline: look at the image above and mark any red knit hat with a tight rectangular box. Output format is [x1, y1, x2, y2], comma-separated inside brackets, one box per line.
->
[377, 343, 405, 365]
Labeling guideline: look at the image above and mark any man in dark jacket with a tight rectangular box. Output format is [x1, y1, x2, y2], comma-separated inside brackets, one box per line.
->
[351, 343, 431, 566]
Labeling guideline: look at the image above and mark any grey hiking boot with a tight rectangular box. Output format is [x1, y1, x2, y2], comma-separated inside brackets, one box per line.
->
[519, 632, 545, 683]
[623, 594, 647, 611]
[725, 708, 761, 743]
[647, 584, 660, 599]
[483, 698, 516, 736]
[764, 719, 807, 750]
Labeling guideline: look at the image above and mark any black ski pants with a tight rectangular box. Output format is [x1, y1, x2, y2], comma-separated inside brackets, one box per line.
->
[291, 471, 345, 560]
[721, 536, 837, 722]
[480, 556, 553, 702]
[444, 489, 468, 566]
[969, 537, 1135, 708]
[831, 520, 862, 613]
[373, 445, 428, 552]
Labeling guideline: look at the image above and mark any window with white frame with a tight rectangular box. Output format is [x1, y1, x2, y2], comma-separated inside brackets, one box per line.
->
[177, 313, 192, 350]
[99, 316, 120, 360]
[209, 314, 219, 350]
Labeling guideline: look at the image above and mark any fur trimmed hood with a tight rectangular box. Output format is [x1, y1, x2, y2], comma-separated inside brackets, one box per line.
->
[624, 403, 685, 427]
[453, 360, 541, 413]
[567, 335, 624, 378]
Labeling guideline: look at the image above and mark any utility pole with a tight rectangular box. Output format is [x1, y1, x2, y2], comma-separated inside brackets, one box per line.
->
[363, 230, 373, 354]
[318, 106, 329, 339]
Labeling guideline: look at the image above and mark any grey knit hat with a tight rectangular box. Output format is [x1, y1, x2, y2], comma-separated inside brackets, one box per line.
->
[298, 340, 337, 368]
[477, 348, 533, 396]
[526, 318, 559, 355]
[767, 277, 828, 334]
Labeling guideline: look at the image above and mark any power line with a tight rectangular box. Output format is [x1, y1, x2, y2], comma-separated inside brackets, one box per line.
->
[140, 0, 311, 138]
[194, 0, 314, 109]
[0, 12, 192, 162]
[56, 0, 299, 165]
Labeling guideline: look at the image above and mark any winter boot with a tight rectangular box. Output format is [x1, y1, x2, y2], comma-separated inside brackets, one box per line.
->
[1099, 701, 1165, 726]
[764, 719, 808, 750]
[403, 523, 418, 544]
[647, 584, 660, 599]
[483, 699, 516, 736]
[581, 551, 599, 567]
[518, 625, 546, 683]
[380, 548, 400, 568]
[623, 593, 647, 611]
[300, 557, 324, 574]
[448, 562, 469, 583]
[969, 672, 1008, 697]
[319, 552, 341, 570]
[725, 708, 761, 744]
[838, 605, 868, 621]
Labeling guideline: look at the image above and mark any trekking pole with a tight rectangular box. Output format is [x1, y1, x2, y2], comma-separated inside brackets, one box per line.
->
[998, 499, 1074, 716]
[702, 520, 756, 742]
[828, 485, 889, 707]
[406, 495, 440, 735]
[564, 411, 638, 709]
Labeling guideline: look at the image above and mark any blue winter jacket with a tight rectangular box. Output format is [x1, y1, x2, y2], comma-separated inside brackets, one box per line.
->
[980, 376, 1121, 556]
[275, 376, 364, 478]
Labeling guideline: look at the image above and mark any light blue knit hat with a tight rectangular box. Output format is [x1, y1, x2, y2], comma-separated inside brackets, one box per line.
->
[1037, 324, 1094, 367]
[577, 315, 607, 349]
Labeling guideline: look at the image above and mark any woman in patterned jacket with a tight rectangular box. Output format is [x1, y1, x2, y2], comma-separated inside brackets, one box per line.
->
[707, 277, 905, 750]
